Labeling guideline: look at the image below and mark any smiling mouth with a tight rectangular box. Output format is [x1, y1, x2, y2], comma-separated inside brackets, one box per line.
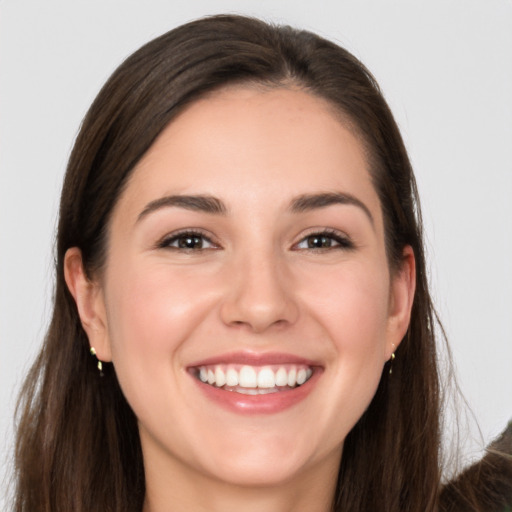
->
[191, 364, 314, 394]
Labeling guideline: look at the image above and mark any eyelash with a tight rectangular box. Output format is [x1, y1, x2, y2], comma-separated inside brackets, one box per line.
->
[292, 229, 354, 251]
[157, 229, 354, 252]
[157, 229, 219, 251]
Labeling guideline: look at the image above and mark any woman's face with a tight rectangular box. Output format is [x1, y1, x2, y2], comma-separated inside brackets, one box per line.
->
[70, 86, 414, 489]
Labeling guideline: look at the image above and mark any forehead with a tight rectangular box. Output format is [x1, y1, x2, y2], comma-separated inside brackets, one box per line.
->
[116, 86, 381, 225]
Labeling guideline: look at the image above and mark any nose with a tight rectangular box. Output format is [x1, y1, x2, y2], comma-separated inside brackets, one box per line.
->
[220, 250, 299, 333]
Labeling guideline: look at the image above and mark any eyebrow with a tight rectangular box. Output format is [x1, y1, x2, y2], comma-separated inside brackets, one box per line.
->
[137, 191, 374, 226]
[137, 195, 227, 221]
[290, 192, 374, 226]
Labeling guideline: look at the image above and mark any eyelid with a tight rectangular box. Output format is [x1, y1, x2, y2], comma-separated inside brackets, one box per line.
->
[155, 227, 353, 251]
[156, 228, 221, 250]
[291, 228, 354, 251]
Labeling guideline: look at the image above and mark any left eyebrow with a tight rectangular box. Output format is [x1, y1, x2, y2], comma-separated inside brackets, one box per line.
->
[289, 192, 374, 227]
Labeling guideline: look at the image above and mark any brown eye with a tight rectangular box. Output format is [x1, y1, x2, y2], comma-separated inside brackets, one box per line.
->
[306, 235, 335, 248]
[177, 234, 204, 249]
[295, 231, 354, 251]
[159, 231, 217, 250]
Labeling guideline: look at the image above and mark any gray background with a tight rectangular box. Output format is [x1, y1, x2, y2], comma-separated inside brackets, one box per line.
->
[1, 0, 511, 503]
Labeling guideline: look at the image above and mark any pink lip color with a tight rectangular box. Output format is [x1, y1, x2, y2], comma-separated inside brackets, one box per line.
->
[192, 370, 320, 414]
[188, 351, 320, 368]
[187, 352, 322, 415]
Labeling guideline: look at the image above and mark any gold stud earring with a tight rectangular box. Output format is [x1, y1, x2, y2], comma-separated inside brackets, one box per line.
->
[90, 347, 104, 376]
[389, 344, 396, 375]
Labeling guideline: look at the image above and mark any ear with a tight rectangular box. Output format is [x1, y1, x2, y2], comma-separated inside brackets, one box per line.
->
[64, 247, 112, 362]
[385, 245, 416, 359]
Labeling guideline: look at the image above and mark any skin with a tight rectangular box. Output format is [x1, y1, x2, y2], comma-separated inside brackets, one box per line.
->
[65, 86, 415, 512]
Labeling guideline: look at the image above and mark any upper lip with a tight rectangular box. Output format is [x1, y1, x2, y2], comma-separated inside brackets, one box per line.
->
[187, 351, 322, 368]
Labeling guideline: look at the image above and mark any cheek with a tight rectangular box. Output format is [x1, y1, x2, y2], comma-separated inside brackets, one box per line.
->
[297, 259, 390, 419]
[299, 259, 390, 351]
[103, 261, 220, 392]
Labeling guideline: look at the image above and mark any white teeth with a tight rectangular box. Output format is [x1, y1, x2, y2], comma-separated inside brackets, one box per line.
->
[296, 368, 307, 385]
[239, 366, 257, 387]
[275, 367, 288, 386]
[257, 366, 275, 388]
[215, 367, 226, 387]
[225, 367, 239, 387]
[287, 367, 297, 387]
[238, 388, 260, 395]
[195, 363, 314, 390]
[235, 387, 279, 395]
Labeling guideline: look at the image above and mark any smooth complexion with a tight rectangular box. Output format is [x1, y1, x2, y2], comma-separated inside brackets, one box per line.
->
[65, 87, 415, 512]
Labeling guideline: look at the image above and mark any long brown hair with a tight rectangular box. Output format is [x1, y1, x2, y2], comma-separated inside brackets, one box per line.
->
[13, 14, 456, 511]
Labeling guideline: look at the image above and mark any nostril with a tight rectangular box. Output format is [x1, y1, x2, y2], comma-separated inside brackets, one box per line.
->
[226, 316, 294, 333]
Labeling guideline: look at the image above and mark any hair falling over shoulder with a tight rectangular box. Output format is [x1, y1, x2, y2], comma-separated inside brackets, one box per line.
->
[12, 14, 512, 512]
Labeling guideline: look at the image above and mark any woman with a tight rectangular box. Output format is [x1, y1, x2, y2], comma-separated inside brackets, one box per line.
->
[13, 14, 511, 512]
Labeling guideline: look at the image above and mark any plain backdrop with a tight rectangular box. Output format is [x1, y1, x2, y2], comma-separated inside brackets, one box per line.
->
[1, 0, 511, 503]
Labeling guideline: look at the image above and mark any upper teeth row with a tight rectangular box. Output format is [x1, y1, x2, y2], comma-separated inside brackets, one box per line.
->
[197, 365, 313, 389]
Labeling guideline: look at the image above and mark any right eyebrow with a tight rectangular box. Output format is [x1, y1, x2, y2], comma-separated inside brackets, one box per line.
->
[137, 195, 228, 222]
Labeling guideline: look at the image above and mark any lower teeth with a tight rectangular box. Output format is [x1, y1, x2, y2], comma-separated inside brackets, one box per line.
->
[218, 385, 295, 395]
[228, 387, 278, 395]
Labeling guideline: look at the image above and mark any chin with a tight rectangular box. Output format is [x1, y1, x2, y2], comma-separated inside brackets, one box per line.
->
[193, 430, 338, 488]
[204, 455, 312, 488]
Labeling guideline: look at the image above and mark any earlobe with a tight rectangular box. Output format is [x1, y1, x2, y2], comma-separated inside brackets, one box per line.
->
[386, 245, 416, 359]
[64, 247, 112, 362]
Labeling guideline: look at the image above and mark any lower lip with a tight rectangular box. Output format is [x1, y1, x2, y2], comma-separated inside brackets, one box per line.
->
[190, 369, 321, 414]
